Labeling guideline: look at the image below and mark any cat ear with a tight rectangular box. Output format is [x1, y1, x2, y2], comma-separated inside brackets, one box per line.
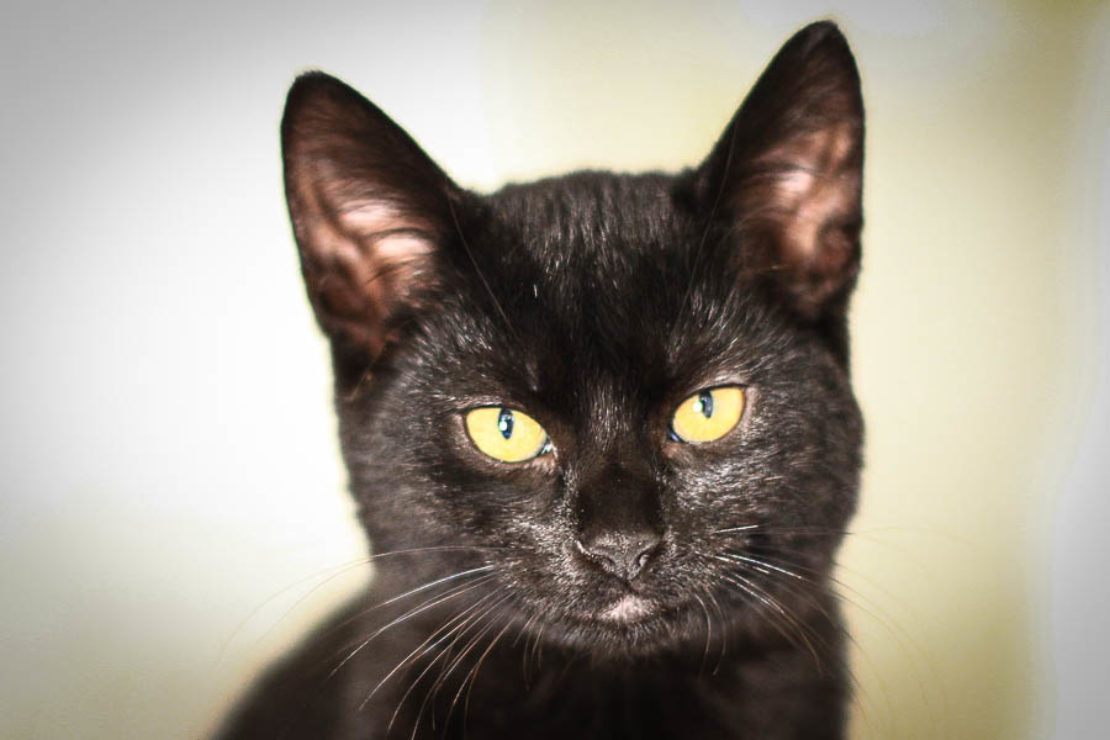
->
[697, 21, 864, 319]
[281, 72, 458, 368]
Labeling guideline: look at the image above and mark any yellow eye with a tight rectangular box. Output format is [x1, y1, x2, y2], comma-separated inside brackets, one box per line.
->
[465, 407, 551, 463]
[670, 386, 745, 444]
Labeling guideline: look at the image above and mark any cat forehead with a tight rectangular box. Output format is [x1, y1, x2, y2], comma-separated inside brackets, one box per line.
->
[448, 172, 759, 358]
[471, 171, 721, 325]
[432, 186, 774, 398]
[484, 171, 693, 265]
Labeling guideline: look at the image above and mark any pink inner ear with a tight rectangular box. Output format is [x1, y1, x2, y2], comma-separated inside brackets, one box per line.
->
[295, 186, 437, 357]
[738, 120, 862, 311]
[341, 203, 435, 261]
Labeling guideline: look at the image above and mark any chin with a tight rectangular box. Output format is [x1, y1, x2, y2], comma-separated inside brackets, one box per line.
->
[521, 595, 708, 660]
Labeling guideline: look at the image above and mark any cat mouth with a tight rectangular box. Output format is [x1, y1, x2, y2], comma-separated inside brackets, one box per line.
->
[595, 594, 656, 624]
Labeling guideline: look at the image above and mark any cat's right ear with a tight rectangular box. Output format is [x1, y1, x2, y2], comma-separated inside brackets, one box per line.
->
[694, 21, 864, 322]
[281, 72, 457, 375]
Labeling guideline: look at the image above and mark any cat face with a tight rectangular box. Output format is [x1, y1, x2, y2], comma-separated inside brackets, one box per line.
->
[282, 22, 864, 657]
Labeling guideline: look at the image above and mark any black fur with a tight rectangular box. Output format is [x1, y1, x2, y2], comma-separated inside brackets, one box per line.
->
[218, 20, 865, 740]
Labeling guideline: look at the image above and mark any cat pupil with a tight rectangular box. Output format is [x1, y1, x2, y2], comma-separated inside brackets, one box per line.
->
[497, 408, 514, 439]
[696, 391, 714, 419]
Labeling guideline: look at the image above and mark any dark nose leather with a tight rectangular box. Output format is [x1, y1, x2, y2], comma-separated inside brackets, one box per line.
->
[575, 531, 662, 582]
[573, 456, 665, 582]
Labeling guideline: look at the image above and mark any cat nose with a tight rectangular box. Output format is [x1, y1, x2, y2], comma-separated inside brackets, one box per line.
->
[574, 531, 663, 582]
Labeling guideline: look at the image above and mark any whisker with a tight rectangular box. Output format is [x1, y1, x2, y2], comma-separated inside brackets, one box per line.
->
[676, 118, 738, 322]
[450, 607, 516, 733]
[732, 549, 907, 642]
[445, 196, 518, 344]
[221, 546, 502, 664]
[752, 550, 948, 737]
[717, 552, 842, 649]
[513, 609, 541, 687]
[720, 552, 807, 582]
[718, 567, 826, 672]
[216, 557, 372, 663]
[720, 550, 912, 737]
[386, 593, 512, 737]
[692, 593, 714, 674]
[712, 524, 761, 535]
[315, 558, 504, 644]
[529, 615, 547, 675]
[702, 587, 729, 674]
[376, 565, 497, 609]
[717, 551, 885, 724]
[367, 590, 504, 721]
[426, 595, 510, 704]
[329, 574, 498, 680]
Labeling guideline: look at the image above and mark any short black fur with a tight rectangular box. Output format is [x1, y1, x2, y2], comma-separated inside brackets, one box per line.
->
[218, 20, 866, 740]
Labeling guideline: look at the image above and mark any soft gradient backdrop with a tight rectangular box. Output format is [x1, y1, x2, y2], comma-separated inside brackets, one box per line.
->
[2, 1, 1107, 737]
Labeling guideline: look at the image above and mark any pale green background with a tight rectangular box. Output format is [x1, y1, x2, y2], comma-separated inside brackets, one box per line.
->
[1, 1, 1106, 738]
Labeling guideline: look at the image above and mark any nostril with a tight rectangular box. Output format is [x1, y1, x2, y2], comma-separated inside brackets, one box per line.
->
[634, 543, 659, 570]
[574, 538, 618, 571]
[629, 540, 664, 579]
[574, 534, 663, 582]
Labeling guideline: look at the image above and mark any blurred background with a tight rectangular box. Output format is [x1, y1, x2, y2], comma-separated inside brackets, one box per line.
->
[2, 0, 1106, 737]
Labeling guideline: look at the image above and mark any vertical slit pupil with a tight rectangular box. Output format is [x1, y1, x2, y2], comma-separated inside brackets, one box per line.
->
[497, 408, 514, 439]
[696, 391, 714, 419]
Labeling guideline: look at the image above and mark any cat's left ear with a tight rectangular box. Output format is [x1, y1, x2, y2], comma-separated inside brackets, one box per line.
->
[696, 21, 864, 319]
[281, 72, 460, 374]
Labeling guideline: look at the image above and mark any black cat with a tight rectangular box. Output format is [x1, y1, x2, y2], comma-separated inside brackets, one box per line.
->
[218, 20, 865, 740]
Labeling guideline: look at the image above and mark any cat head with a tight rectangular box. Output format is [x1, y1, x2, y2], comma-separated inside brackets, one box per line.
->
[281, 21, 864, 656]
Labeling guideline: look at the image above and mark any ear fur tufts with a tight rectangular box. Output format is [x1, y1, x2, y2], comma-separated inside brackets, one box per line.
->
[281, 71, 457, 369]
[699, 21, 865, 320]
